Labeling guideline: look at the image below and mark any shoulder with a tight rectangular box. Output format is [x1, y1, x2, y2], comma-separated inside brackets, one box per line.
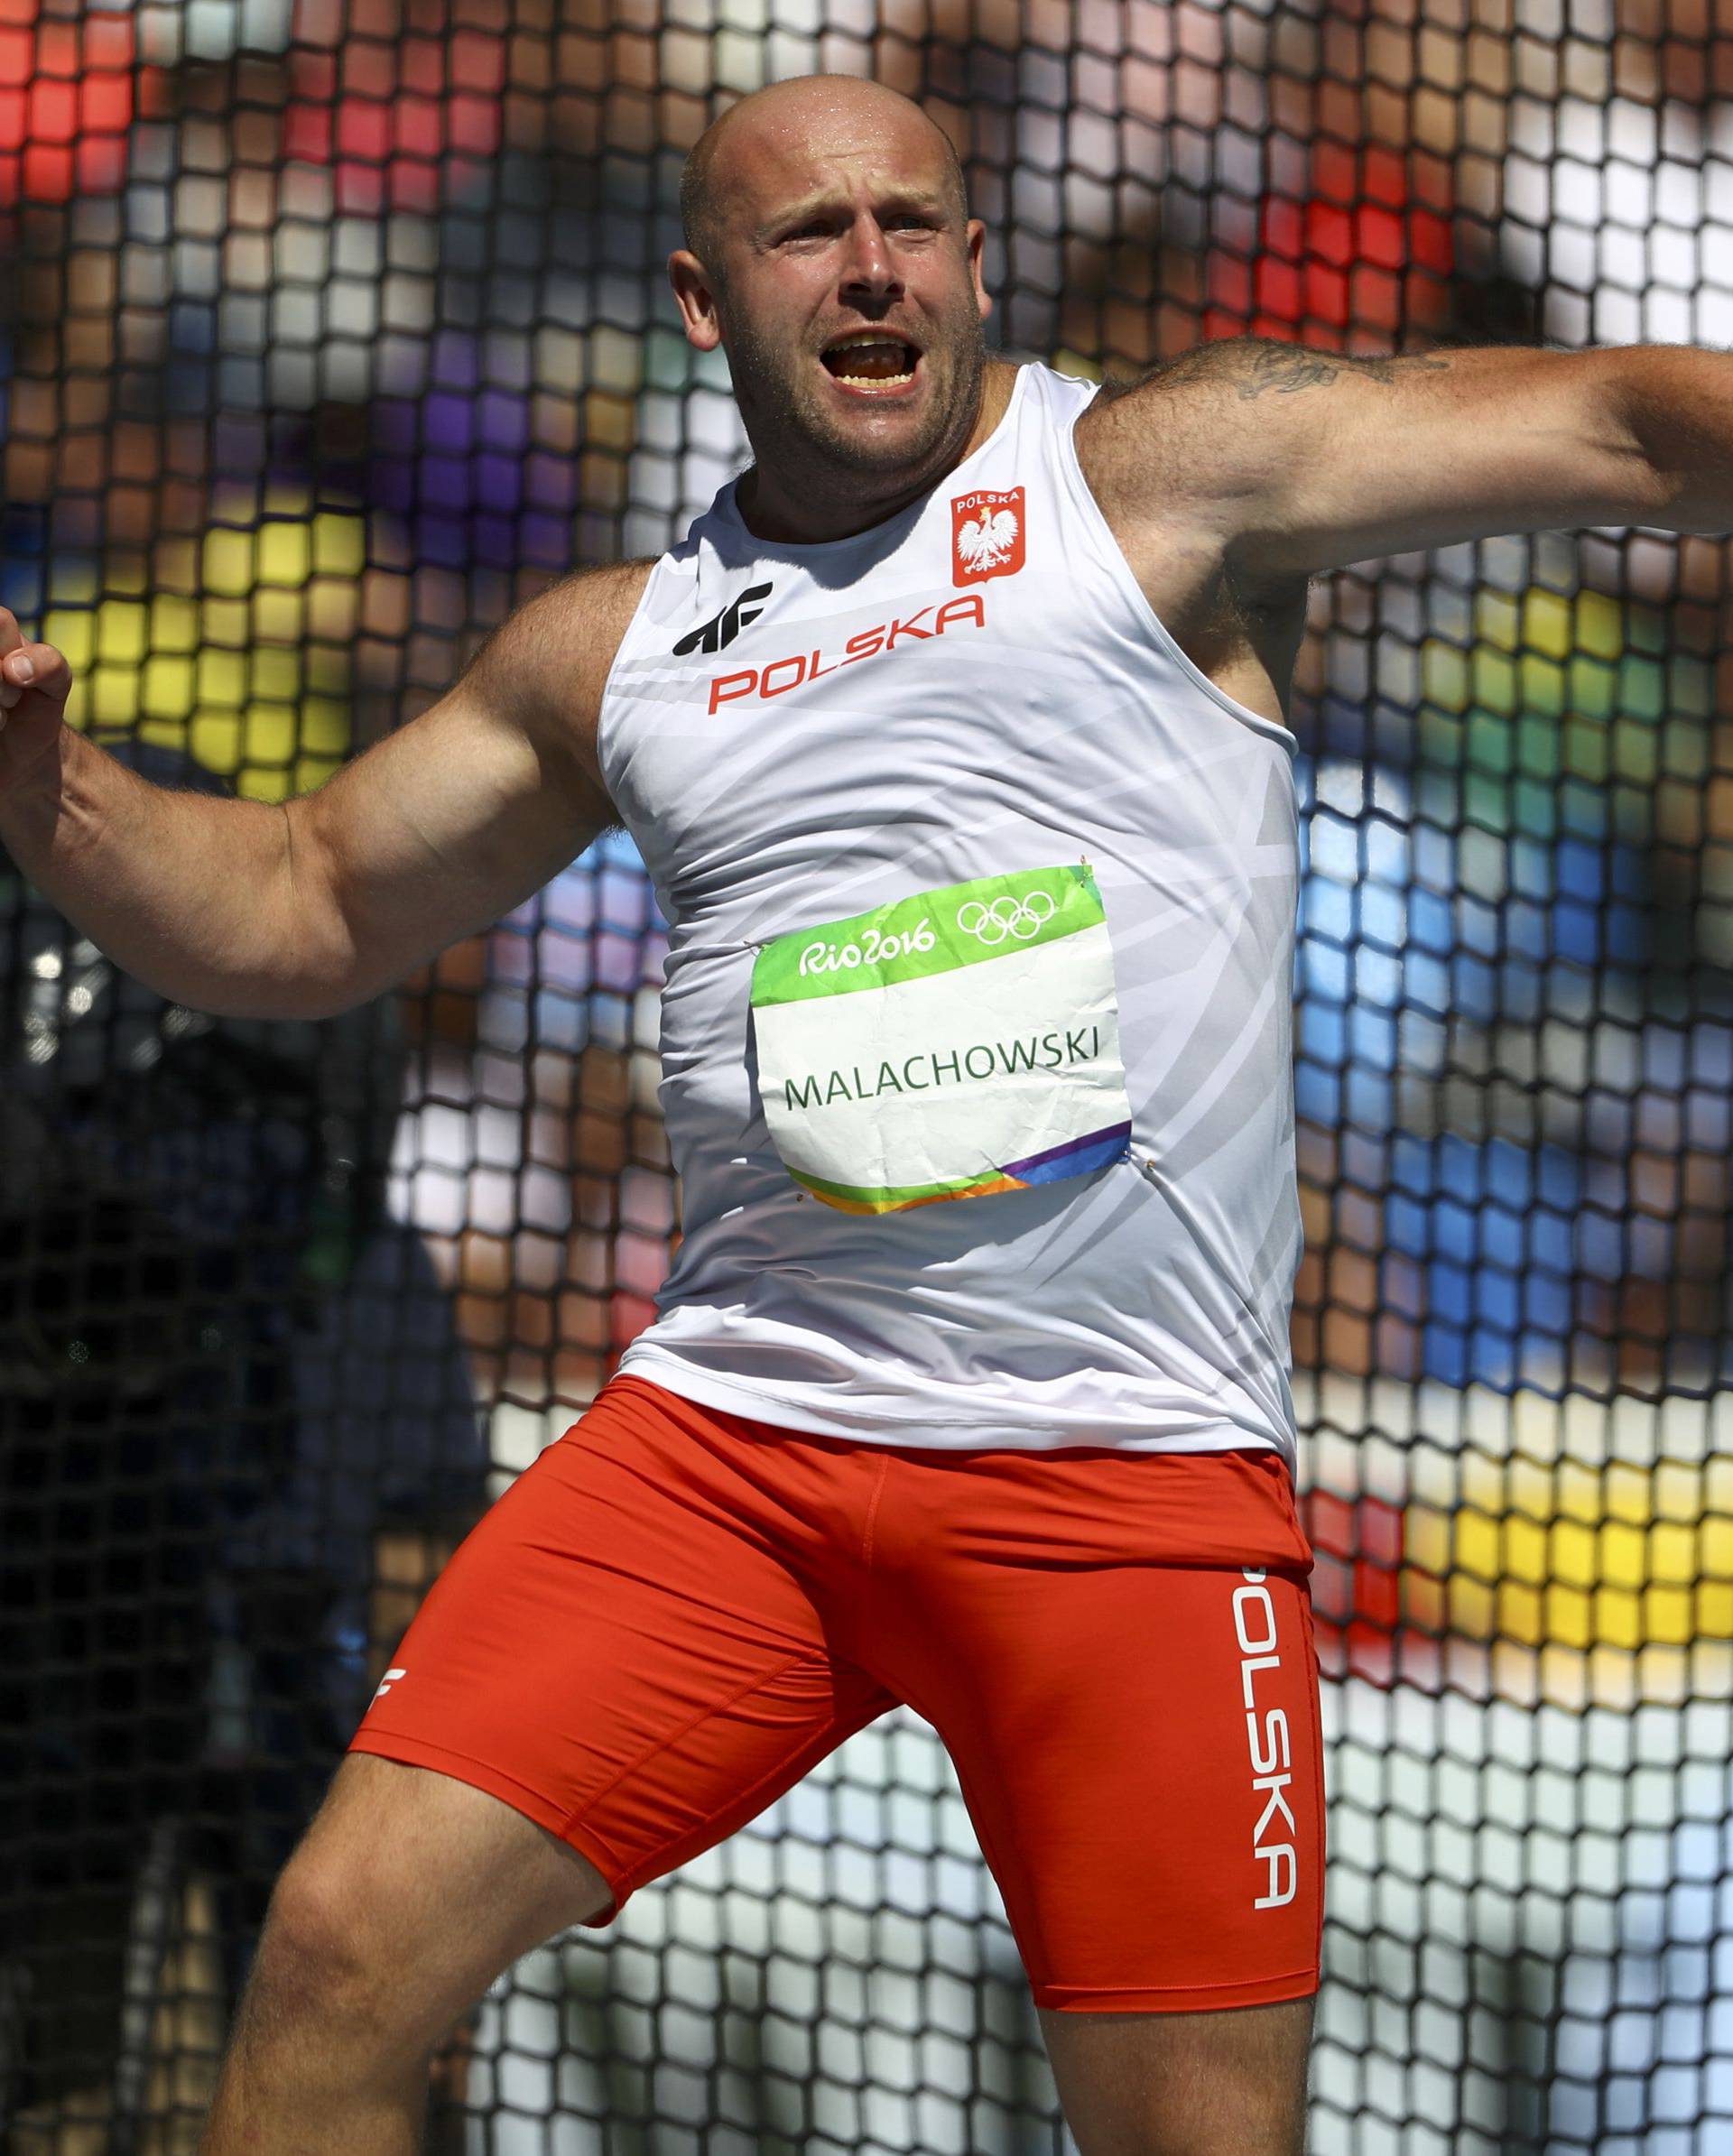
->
[484, 556, 657, 705]
[460, 557, 656, 800]
[1074, 339, 1453, 588]
[530, 555, 658, 655]
[1073, 342, 1259, 498]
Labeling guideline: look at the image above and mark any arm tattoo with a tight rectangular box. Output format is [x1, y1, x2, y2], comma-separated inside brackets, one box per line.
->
[1233, 345, 1450, 400]
[1142, 338, 1450, 402]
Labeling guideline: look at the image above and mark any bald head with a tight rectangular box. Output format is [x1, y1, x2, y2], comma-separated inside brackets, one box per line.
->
[666, 69, 991, 535]
[680, 75, 968, 275]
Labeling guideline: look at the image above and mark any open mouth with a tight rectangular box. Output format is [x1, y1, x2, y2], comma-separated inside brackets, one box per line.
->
[820, 332, 922, 391]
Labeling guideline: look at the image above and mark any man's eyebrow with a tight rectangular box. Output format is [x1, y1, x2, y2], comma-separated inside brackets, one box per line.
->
[757, 185, 950, 236]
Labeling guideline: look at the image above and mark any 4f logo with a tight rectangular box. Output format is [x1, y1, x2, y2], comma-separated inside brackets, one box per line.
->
[674, 581, 774, 656]
[951, 486, 1025, 587]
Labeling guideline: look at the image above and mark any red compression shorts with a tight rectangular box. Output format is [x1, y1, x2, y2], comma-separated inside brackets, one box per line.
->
[350, 1374, 1323, 2014]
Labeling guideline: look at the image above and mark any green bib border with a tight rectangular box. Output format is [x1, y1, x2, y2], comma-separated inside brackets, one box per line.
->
[752, 862, 1103, 1009]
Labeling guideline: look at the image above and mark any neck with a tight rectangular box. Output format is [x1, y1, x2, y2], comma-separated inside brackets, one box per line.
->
[735, 359, 1019, 544]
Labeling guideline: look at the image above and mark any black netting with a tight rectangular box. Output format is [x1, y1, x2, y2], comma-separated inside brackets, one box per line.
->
[4, 5, 1733, 2151]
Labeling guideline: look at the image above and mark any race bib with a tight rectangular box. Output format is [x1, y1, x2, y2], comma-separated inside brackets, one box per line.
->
[749, 864, 1134, 1214]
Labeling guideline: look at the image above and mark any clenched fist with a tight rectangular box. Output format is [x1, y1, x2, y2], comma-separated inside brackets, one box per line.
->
[0, 605, 74, 791]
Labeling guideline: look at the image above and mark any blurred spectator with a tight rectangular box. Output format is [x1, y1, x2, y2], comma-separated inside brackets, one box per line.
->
[0, 742, 485, 2136]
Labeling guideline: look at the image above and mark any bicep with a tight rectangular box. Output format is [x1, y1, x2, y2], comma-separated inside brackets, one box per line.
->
[286, 576, 629, 1005]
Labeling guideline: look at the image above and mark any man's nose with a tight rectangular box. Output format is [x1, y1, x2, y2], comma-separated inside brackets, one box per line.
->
[838, 213, 903, 301]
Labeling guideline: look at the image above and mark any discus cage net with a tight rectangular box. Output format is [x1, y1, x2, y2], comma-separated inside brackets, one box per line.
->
[3, 2, 1733, 2152]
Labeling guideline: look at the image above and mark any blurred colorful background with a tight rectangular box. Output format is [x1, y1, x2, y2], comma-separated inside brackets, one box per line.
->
[5, 2, 1733, 2152]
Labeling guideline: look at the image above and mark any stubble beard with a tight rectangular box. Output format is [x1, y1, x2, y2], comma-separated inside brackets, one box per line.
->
[725, 301, 987, 512]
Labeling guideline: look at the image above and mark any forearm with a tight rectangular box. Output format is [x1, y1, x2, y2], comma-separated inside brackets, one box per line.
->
[0, 725, 352, 1020]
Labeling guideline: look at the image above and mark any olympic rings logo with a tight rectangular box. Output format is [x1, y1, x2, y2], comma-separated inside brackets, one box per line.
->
[955, 890, 1057, 945]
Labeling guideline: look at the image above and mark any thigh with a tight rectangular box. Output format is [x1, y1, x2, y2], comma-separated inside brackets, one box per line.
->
[1039, 1994, 1313, 2156]
[881, 1449, 1323, 2019]
[349, 1377, 895, 1921]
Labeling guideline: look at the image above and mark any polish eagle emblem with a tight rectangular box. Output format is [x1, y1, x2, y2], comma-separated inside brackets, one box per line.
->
[950, 486, 1027, 586]
[957, 506, 1020, 571]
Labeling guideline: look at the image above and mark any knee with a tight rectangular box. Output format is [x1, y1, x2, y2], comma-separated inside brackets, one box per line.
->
[244, 1852, 428, 2059]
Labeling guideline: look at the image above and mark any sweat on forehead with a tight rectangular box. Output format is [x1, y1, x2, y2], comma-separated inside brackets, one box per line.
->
[680, 76, 968, 264]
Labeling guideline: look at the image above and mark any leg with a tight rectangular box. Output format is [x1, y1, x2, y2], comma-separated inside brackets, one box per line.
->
[1040, 1995, 1313, 2156]
[203, 1377, 894, 2153]
[199, 1753, 610, 2156]
[855, 1443, 1324, 2156]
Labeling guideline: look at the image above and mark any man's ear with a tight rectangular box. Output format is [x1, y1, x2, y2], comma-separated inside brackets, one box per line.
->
[967, 220, 992, 325]
[669, 250, 723, 351]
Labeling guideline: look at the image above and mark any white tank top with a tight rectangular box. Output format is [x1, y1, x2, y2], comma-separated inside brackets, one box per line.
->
[599, 362, 1302, 1458]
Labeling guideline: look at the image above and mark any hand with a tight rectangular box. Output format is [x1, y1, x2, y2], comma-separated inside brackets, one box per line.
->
[0, 605, 75, 791]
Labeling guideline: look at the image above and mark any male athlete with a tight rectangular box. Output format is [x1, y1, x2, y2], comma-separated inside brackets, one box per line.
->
[3, 69, 1729, 2156]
